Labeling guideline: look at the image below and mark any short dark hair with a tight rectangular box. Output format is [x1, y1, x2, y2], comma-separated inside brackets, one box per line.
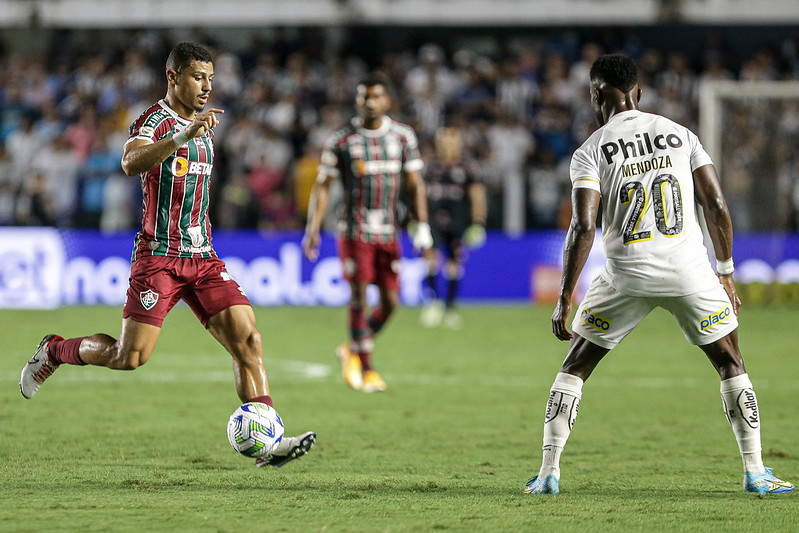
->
[358, 72, 393, 96]
[589, 54, 639, 93]
[166, 42, 213, 74]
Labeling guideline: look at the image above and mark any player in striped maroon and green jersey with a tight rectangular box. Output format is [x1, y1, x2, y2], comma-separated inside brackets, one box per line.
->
[127, 98, 217, 260]
[303, 72, 434, 393]
[20, 42, 315, 467]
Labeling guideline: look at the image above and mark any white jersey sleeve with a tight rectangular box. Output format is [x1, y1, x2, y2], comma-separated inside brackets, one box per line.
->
[687, 128, 713, 172]
[570, 147, 601, 192]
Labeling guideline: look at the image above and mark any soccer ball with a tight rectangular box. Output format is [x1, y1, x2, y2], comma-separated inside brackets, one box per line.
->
[227, 402, 285, 458]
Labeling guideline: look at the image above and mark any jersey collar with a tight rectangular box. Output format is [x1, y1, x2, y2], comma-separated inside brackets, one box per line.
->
[352, 116, 391, 137]
[158, 99, 192, 124]
[606, 109, 641, 126]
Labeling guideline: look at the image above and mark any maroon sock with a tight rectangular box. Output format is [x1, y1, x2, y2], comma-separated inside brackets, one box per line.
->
[49, 337, 87, 366]
[358, 351, 372, 372]
[349, 305, 368, 343]
[249, 395, 273, 408]
[367, 309, 388, 336]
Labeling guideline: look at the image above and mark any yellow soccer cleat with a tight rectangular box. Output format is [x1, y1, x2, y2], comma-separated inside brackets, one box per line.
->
[362, 369, 387, 393]
[335, 342, 363, 390]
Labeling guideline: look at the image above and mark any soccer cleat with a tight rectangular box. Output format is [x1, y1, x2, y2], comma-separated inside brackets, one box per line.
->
[255, 431, 316, 468]
[20, 334, 63, 399]
[744, 467, 795, 494]
[524, 474, 559, 494]
[362, 369, 387, 393]
[442, 311, 464, 330]
[335, 342, 363, 390]
[420, 300, 445, 328]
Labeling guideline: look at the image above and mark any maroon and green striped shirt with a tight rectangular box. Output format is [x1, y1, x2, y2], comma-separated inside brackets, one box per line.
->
[126, 99, 216, 261]
[319, 116, 423, 243]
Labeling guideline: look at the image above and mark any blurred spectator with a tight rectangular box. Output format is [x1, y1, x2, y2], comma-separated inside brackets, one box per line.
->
[0, 144, 16, 224]
[527, 148, 570, 229]
[14, 171, 56, 226]
[64, 107, 99, 162]
[1, 27, 799, 233]
[486, 111, 534, 235]
[405, 44, 460, 136]
[1, 81, 35, 142]
[31, 135, 80, 224]
[6, 114, 44, 184]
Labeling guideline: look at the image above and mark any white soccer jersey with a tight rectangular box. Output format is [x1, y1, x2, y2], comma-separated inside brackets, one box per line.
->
[570, 110, 719, 296]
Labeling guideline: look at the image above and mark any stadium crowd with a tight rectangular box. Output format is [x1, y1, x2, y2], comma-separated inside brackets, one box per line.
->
[2, 28, 799, 233]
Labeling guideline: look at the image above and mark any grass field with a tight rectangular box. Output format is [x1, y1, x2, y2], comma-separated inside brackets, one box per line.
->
[0, 304, 797, 532]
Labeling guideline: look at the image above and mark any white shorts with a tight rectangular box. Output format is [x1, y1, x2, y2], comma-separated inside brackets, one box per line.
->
[571, 275, 738, 349]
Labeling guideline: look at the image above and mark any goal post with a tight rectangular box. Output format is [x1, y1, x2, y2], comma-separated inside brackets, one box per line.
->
[698, 80, 799, 232]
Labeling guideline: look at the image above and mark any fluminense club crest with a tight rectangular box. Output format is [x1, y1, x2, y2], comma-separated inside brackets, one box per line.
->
[140, 289, 159, 311]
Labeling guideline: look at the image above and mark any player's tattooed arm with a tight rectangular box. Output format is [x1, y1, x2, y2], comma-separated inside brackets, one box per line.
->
[693, 163, 740, 315]
[552, 188, 600, 341]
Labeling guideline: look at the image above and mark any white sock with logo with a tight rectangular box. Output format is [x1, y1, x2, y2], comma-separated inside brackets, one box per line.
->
[720, 373, 765, 474]
[539, 372, 583, 479]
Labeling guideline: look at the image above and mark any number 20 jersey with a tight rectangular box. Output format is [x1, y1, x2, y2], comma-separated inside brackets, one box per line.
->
[569, 110, 719, 297]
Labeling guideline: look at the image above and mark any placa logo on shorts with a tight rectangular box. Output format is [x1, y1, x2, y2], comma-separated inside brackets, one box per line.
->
[699, 305, 731, 331]
[580, 307, 612, 331]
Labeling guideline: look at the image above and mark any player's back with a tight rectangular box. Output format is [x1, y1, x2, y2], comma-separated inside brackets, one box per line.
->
[570, 110, 718, 296]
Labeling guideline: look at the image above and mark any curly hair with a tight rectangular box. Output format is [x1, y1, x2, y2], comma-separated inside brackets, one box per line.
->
[358, 71, 393, 96]
[589, 54, 639, 93]
[166, 42, 213, 74]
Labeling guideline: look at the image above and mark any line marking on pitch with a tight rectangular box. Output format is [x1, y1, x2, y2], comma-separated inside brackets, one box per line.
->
[3, 359, 798, 390]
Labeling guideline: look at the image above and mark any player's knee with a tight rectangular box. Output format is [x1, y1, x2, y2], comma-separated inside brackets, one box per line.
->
[245, 327, 263, 352]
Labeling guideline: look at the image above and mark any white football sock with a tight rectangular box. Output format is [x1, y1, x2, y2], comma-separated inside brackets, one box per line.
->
[539, 372, 583, 478]
[720, 373, 765, 474]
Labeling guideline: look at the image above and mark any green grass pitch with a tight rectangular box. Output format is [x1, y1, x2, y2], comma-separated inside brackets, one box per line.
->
[0, 305, 797, 532]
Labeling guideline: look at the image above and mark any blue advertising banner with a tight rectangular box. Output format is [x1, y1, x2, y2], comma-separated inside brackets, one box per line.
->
[1, 227, 797, 309]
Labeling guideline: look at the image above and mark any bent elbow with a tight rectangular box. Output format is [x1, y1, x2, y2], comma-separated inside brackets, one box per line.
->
[120, 158, 138, 177]
[703, 195, 729, 221]
[571, 219, 596, 236]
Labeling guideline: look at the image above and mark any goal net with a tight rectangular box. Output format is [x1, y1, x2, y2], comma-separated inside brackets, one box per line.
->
[698, 80, 799, 306]
[699, 80, 799, 232]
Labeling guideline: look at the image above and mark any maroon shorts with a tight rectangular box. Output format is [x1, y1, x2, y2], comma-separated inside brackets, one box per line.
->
[123, 255, 251, 328]
[338, 237, 401, 291]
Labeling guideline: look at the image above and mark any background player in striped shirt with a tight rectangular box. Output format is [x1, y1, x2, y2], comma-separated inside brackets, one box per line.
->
[302, 73, 433, 393]
[525, 54, 793, 494]
[20, 42, 315, 468]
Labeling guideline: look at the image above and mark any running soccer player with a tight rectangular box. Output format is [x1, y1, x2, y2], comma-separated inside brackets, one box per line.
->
[419, 126, 487, 330]
[20, 42, 315, 468]
[302, 72, 433, 393]
[524, 54, 793, 495]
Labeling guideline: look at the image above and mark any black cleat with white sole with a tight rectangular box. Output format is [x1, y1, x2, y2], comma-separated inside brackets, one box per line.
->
[255, 431, 316, 468]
